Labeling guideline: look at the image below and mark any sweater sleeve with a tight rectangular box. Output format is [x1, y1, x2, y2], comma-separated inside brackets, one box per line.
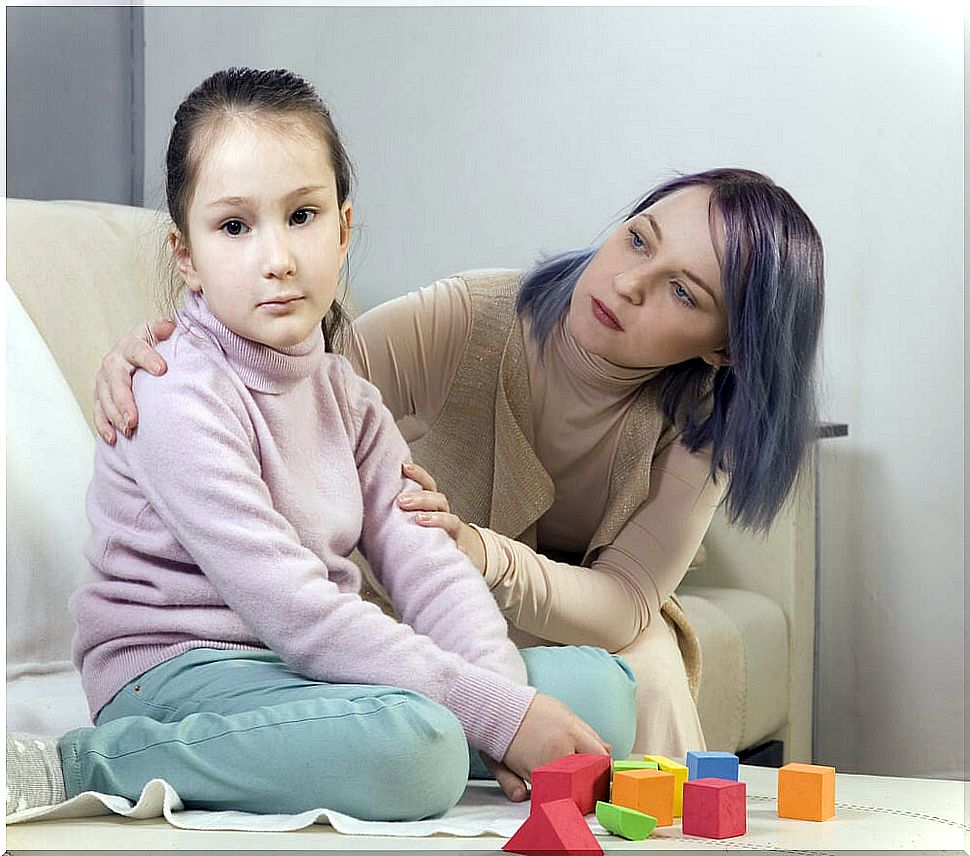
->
[473, 439, 725, 652]
[126, 359, 534, 761]
[340, 277, 470, 443]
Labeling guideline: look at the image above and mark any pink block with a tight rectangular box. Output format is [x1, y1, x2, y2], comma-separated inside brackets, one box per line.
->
[682, 778, 746, 839]
[530, 753, 612, 816]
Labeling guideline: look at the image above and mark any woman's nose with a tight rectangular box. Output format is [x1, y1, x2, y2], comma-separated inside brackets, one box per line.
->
[261, 227, 296, 279]
[613, 265, 650, 305]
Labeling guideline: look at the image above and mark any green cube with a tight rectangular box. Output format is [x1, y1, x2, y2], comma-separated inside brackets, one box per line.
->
[612, 759, 659, 773]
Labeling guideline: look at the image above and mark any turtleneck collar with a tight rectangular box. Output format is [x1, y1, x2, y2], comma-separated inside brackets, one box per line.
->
[547, 312, 662, 393]
[179, 289, 325, 394]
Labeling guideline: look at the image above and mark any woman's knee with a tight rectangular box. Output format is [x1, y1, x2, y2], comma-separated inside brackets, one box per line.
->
[522, 645, 638, 759]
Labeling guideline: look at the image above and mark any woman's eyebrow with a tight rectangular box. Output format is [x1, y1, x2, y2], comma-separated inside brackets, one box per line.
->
[683, 270, 720, 307]
[636, 212, 663, 243]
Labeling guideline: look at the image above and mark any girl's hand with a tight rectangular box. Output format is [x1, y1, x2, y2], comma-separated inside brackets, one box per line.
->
[398, 462, 486, 573]
[94, 319, 175, 443]
[497, 693, 611, 792]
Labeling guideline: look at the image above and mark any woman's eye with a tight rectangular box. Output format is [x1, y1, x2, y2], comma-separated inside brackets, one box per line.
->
[673, 282, 695, 307]
[291, 208, 316, 226]
[221, 219, 247, 237]
[628, 228, 646, 251]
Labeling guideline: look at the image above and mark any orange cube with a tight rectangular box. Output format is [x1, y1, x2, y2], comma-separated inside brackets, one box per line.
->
[642, 755, 688, 816]
[611, 769, 674, 826]
[777, 763, 836, 821]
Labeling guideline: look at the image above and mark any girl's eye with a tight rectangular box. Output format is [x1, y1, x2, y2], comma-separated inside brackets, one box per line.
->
[291, 208, 316, 226]
[221, 219, 247, 237]
[628, 227, 646, 252]
[672, 282, 695, 308]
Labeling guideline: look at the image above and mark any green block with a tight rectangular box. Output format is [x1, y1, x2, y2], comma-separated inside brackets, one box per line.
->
[595, 800, 658, 841]
[612, 759, 659, 772]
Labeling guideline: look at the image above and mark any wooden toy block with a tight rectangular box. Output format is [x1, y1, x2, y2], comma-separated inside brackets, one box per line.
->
[682, 778, 747, 839]
[595, 800, 657, 840]
[531, 753, 611, 816]
[777, 762, 836, 821]
[686, 750, 739, 782]
[610, 769, 674, 826]
[504, 797, 603, 855]
[612, 759, 659, 774]
[642, 755, 688, 816]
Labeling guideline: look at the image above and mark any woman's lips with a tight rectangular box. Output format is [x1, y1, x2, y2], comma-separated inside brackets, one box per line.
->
[591, 297, 623, 331]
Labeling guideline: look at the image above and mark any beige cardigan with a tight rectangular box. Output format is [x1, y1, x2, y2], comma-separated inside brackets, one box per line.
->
[406, 270, 703, 697]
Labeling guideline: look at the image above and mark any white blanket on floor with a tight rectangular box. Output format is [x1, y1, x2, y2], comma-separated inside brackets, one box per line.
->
[5, 778, 568, 835]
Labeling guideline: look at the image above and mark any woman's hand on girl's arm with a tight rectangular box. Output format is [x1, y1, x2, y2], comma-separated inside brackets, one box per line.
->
[94, 319, 175, 443]
[398, 461, 486, 573]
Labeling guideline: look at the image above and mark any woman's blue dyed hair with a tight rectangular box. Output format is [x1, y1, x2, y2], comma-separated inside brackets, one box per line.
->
[517, 168, 824, 532]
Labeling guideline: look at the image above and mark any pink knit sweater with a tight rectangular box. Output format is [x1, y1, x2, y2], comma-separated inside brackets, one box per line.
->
[72, 290, 536, 760]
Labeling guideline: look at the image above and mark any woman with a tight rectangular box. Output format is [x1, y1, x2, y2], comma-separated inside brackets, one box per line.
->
[95, 167, 825, 759]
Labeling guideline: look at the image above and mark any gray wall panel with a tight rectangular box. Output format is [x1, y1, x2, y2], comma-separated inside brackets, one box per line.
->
[7, 6, 142, 204]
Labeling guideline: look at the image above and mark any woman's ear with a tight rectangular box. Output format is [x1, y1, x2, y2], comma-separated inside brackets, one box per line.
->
[701, 348, 731, 368]
[170, 229, 202, 293]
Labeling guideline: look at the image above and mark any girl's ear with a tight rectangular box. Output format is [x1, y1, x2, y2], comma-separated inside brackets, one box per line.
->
[701, 348, 731, 367]
[170, 229, 202, 293]
[338, 201, 353, 255]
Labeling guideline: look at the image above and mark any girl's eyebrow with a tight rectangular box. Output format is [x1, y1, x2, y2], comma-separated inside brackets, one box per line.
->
[206, 186, 332, 209]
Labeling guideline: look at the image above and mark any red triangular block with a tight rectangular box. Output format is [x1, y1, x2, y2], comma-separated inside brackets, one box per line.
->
[503, 797, 603, 856]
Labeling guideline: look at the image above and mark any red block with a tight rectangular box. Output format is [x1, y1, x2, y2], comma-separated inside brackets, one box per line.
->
[530, 753, 611, 815]
[682, 778, 746, 839]
[504, 797, 603, 856]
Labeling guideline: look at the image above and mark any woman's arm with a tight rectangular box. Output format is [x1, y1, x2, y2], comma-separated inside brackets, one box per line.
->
[442, 440, 723, 652]
[340, 277, 470, 441]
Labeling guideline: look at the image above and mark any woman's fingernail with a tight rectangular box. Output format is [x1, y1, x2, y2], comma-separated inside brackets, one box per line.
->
[402, 461, 414, 471]
[416, 513, 430, 523]
[399, 496, 412, 507]
[102, 431, 112, 443]
[512, 787, 525, 801]
[122, 412, 133, 429]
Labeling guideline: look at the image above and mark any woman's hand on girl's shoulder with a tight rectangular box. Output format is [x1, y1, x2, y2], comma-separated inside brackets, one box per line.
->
[94, 318, 175, 444]
[398, 461, 486, 572]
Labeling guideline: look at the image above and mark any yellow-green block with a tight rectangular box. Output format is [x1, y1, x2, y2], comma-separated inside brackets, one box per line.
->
[643, 755, 689, 817]
[595, 800, 657, 840]
[613, 760, 659, 773]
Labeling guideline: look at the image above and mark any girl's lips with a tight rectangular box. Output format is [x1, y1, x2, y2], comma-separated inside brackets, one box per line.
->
[591, 297, 624, 331]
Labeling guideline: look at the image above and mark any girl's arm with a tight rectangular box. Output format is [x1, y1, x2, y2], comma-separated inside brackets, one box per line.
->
[125, 358, 534, 763]
[341, 358, 530, 688]
[339, 277, 470, 441]
[473, 440, 724, 651]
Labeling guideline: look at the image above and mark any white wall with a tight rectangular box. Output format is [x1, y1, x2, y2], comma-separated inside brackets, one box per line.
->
[142, 6, 964, 779]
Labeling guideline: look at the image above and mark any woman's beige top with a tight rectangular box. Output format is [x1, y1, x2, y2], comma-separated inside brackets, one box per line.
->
[344, 275, 724, 654]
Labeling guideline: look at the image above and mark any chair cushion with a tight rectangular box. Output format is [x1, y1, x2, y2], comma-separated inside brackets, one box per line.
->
[5, 282, 95, 731]
[678, 585, 788, 753]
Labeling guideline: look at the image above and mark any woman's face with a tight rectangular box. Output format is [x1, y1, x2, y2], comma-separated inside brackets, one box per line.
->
[567, 185, 730, 369]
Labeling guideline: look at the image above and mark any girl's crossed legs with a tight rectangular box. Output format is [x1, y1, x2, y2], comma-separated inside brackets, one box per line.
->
[60, 646, 636, 820]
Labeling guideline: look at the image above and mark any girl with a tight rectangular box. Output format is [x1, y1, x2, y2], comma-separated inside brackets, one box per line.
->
[6, 67, 638, 820]
[97, 164, 825, 759]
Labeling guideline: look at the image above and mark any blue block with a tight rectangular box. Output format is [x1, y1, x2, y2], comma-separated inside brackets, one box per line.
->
[686, 750, 739, 781]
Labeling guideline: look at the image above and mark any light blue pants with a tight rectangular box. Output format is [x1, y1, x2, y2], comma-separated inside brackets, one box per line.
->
[60, 646, 636, 820]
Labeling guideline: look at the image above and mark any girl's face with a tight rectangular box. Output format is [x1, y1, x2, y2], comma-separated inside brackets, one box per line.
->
[173, 117, 351, 350]
[567, 185, 730, 369]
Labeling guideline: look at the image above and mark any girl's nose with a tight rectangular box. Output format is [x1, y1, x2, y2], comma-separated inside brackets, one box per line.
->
[262, 228, 296, 279]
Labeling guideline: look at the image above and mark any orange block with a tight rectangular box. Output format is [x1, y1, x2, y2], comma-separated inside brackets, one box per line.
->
[777, 763, 836, 821]
[610, 769, 674, 827]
